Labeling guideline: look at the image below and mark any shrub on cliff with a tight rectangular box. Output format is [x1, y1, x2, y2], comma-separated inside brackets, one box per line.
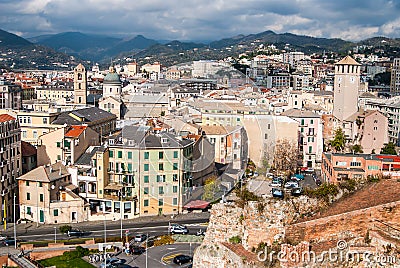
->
[235, 188, 260, 208]
[229, 235, 242, 244]
[304, 183, 339, 202]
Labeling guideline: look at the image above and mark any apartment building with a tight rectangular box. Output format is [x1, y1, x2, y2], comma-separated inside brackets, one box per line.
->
[321, 153, 400, 184]
[17, 162, 88, 224]
[282, 109, 324, 168]
[390, 58, 400, 96]
[0, 114, 21, 223]
[0, 80, 23, 110]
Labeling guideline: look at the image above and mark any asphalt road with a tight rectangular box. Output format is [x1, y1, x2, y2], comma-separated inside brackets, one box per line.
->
[1, 213, 210, 243]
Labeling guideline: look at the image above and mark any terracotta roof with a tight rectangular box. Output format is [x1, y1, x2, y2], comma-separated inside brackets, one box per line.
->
[65, 125, 87, 138]
[0, 114, 15, 123]
[21, 141, 37, 157]
[336, 55, 361, 66]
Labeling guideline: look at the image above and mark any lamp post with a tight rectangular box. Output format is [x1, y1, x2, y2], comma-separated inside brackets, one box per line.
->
[54, 226, 57, 244]
[13, 193, 16, 249]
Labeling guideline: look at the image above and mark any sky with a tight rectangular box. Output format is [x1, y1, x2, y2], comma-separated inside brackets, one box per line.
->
[1, 0, 400, 41]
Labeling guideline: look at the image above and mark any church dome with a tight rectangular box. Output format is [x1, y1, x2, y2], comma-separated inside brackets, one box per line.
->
[103, 66, 121, 84]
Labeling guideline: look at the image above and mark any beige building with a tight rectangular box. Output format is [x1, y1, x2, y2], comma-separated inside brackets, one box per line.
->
[37, 125, 99, 166]
[99, 96, 122, 120]
[17, 162, 88, 224]
[36, 85, 74, 101]
[140, 63, 161, 74]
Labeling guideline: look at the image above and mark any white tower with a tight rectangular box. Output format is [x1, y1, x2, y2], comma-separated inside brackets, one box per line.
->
[333, 56, 361, 122]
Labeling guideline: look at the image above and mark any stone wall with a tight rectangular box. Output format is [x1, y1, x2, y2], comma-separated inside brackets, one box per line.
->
[194, 196, 320, 267]
[286, 200, 400, 245]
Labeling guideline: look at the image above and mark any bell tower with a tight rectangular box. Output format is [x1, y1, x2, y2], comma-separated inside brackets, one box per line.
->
[74, 63, 87, 104]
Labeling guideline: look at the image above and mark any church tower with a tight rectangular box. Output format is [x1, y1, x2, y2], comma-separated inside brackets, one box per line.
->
[103, 65, 121, 100]
[74, 63, 87, 104]
[333, 56, 361, 122]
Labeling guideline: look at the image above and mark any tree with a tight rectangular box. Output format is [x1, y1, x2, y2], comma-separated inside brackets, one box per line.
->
[351, 144, 363, 153]
[380, 142, 397, 155]
[272, 139, 298, 175]
[330, 128, 345, 152]
[202, 176, 220, 201]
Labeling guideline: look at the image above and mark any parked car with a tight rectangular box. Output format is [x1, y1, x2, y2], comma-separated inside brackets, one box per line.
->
[270, 177, 283, 187]
[284, 181, 299, 189]
[0, 235, 7, 241]
[67, 229, 87, 237]
[131, 246, 146, 255]
[291, 187, 303, 197]
[293, 174, 305, 180]
[134, 234, 148, 242]
[2, 239, 17, 246]
[173, 254, 193, 265]
[315, 179, 322, 186]
[169, 224, 189, 234]
[100, 257, 125, 268]
[271, 188, 284, 199]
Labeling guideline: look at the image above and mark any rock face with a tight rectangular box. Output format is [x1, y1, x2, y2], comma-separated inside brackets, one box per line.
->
[193, 196, 320, 267]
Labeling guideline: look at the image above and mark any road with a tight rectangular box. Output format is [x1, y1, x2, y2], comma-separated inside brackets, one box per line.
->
[0, 212, 210, 243]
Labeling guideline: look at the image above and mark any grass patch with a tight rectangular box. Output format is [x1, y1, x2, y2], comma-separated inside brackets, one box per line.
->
[39, 255, 94, 268]
[21, 238, 92, 247]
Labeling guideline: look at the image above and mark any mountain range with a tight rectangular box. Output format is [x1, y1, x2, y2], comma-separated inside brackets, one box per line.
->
[2, 28, 400, 70]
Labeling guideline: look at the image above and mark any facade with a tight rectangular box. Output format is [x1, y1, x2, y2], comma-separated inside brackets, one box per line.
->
[37, 125, 99, 166]
[390, 58, 400, 96]
[282, 109, 324, 168]
[365, 97, 400, 145]
[36, 83, 74, 101]
[105, 125, 194, 216]
[17, 162, 88, 224]
[74, 63, 88, 104]
[0, 114, 21, 223]
[355, 110, 388, 154]
[321, 153, 400, 184]
[103, 66, 122, 100]
[0, 80, 22, 110]
[333, 56, 361, 122]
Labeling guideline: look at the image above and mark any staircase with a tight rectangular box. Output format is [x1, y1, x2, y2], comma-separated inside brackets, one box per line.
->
[8, 254, 41, 268]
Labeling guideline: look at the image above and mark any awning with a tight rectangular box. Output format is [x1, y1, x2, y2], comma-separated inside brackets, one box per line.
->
[104, 184, 123, 191]
[183, 200, 210, 210]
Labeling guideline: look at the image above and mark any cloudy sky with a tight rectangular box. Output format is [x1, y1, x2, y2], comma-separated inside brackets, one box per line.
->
[1, 0, 400, 41]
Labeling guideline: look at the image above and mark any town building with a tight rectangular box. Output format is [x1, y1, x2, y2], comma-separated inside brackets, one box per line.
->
[0, 114, 21, 223]
[21, 141, 37, 174]
[390, 58, 400, 96]
[0, 80, 23, 110]
[74, 63, 87, 105]
[17, 162, 88, 224]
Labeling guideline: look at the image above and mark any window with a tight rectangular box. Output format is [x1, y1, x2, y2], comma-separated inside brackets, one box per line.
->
[38, 182, 42, 187]
[127, 163, 132, 172]
[144, 175, 149, 183]
[173, 198, 178, 206]
[350, 162, 362, 167]
[159, 186, 164, 195]
[144, 164, 149, 171]
[27, 207, 31, 215]
[33, 131, 37, 139]
[109, 150, 114, 158]
[173, 174, 178, 181]
[117, 151, 122, 158]
[159, 163, 164, 171]
[310, 119, 314, 124]
[53, 209, 59, 216]
[27, 193, 30, 200]
[173, 151, 178, 158]
[368, 165, 379, 170]
[26, 181, 29, 186]
[43, 118, 48, 124]
[159, 152, 163, 159]
[308, 146, 312, 153]
[144, 200, 149, 207]
[157, 175, 166, 182]
[56, 142, 61, 148]
[268, 124, 270, 130]
[128, 152, 132, 159]
[40, 194, 44, 202]
[158, 199, 164, 206]
[144, 152, 149, 159]
[173, 186, 178, 193]
[144, 187, 149, 194]
[264, 133, 268, 139]
[301, 119, 305, 125]
[173, 163, 178, 170]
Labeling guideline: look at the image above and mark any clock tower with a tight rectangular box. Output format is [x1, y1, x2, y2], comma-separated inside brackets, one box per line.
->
[333, 55, 361, 122]
[74, 63, 87, 104]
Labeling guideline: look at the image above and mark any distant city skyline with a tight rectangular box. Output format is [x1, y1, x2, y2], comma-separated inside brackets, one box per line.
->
[1, 0, 400, 41]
